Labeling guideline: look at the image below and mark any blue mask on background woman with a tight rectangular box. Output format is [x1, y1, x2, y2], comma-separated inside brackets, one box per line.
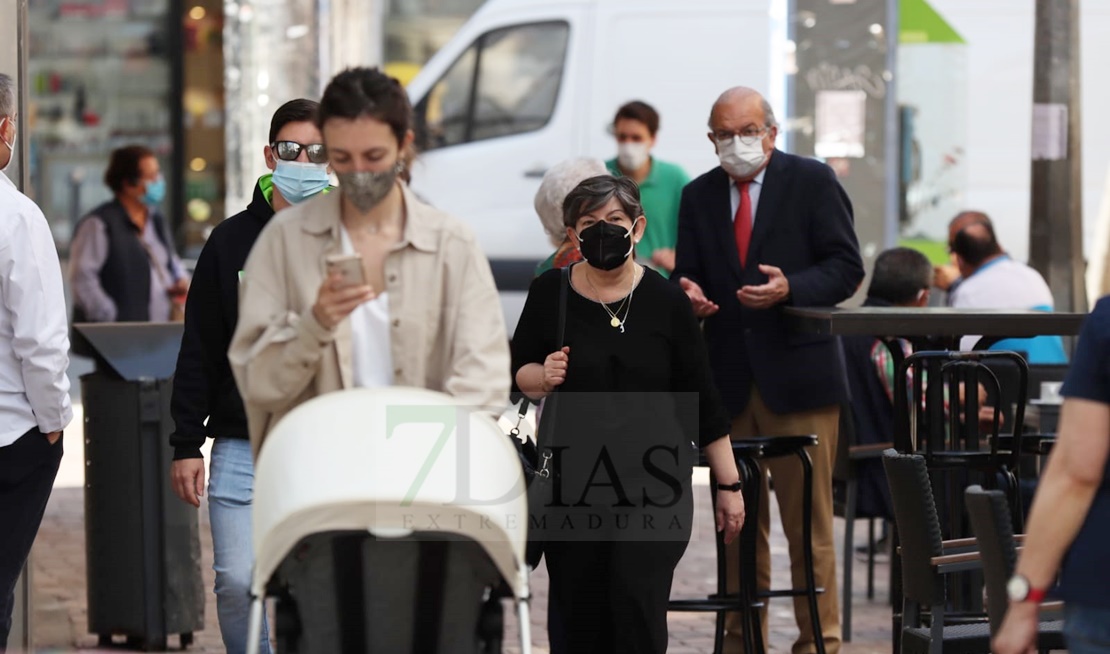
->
[272, 161, 331, 204]
[141, 176, 166, 205]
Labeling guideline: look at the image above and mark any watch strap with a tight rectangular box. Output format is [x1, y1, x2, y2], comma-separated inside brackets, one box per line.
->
[1026, 586, 1048, 604]
[717, 481, 743, 492]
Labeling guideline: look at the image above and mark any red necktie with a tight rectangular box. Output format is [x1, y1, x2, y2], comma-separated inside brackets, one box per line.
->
[734, 182, 752, 268]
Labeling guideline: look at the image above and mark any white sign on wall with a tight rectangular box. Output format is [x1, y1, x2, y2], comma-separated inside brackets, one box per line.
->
[1032, 103, 1068, 161]
[815, 89, 867, 159]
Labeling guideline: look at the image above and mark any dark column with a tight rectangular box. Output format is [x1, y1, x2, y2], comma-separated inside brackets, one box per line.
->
[1029, 0, 1086, 312]
[791, 0, 899, 303]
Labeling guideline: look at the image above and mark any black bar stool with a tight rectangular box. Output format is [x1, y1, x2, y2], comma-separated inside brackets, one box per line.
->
[668, 441, 765, 654]
[744, 435, 826, 654]
[668, 435, 826, 654]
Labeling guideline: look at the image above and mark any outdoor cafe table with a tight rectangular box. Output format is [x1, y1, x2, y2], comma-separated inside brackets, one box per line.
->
[784, 306, 1087, 449]
[783, 306, 1085, 348]
[784, 306, 1087, 649]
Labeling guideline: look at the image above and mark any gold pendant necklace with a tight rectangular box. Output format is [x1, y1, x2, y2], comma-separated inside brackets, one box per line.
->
[587, 267, 638, 332]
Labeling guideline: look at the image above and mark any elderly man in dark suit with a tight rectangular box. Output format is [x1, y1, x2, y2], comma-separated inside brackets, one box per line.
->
[674, 86, 864, 654]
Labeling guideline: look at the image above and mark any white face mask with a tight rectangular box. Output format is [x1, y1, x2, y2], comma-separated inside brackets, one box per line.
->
[0, 117, 15, 172]
[717, 135, 766, 179]
[617, 142, 650, 171]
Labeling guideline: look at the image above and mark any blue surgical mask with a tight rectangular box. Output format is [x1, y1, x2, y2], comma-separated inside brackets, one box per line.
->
[142, 176, 166, 205]
[272, 160, 331, 204]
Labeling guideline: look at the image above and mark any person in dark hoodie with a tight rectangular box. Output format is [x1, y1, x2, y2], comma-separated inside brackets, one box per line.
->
[168, 98, 331, 654]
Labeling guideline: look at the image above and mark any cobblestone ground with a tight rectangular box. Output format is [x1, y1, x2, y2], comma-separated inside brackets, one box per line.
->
[28, 485, 894, 653]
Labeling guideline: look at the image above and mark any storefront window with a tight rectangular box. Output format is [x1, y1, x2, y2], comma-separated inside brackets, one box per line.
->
[181, 0, 227, 254]
[27, 0, 178, 254]
[223, 0, 322, 219]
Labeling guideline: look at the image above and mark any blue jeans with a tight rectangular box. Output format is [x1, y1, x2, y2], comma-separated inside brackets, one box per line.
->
[209, 438, 271, 654]
[1066, 604, 1110, 654]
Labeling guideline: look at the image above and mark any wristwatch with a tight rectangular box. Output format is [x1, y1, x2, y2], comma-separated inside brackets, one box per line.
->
[1006, 574, 1047, 603]
[717, 481, 743, 492]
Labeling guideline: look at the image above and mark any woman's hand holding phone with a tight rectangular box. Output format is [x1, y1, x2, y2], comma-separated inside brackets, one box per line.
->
[313, 255, 375, 330]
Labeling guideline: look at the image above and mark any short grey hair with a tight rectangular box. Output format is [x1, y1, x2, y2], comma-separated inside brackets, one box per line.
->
[562, 175, 644, 229]
[0, 74, 15, 118]
[760, 98, 778, 128]
[534, 157, 609, 247]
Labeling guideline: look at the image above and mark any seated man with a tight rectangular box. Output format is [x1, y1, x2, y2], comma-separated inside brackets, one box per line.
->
[947, 211, 1067, 363]
[842, 248, 931, 526]
[843, 247, 1006, 536]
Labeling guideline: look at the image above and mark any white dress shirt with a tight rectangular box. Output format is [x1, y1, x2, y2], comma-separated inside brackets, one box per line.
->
[729, 166, 767, 225]
[0, 171, 73, 447]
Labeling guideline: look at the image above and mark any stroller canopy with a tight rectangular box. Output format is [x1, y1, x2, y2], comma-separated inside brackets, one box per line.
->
[250, 387, 530, 600]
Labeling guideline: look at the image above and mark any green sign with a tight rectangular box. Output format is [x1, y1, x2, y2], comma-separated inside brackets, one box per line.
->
[901, 0, 965, 44]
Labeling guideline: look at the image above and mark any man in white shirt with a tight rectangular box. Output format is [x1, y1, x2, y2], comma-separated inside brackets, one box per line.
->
[947, 211, 1068, 363]
[0, 72, 73, 650]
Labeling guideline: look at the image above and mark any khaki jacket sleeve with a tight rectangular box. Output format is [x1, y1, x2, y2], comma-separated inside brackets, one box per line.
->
[443, 236, 511, 413]
[228, 226, 334, 415]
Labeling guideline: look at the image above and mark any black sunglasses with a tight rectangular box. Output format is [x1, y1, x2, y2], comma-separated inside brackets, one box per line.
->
[271, 141, 328, 164]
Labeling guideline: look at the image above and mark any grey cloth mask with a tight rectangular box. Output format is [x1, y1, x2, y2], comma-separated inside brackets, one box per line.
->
[337, 161, 402, 212]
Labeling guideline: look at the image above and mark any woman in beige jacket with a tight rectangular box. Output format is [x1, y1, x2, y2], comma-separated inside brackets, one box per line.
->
[229, 67, 510, 456]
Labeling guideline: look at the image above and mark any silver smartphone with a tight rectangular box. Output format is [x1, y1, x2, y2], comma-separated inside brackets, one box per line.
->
[324, 253, 366, 288]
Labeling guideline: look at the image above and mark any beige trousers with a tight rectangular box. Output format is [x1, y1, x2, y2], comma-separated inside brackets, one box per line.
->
[723, 387, 842, 654]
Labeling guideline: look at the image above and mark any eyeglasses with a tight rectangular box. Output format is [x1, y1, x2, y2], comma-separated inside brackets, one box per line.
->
[271, 141, 328, 164]
[712, 127, 770, 146]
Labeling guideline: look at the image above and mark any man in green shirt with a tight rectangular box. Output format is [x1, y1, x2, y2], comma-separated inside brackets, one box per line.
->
[606, 100, 690, 276]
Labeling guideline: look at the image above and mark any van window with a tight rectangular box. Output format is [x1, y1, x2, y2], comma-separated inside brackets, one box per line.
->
[419, 45, 477, 149]
[416, 21, 569, 150]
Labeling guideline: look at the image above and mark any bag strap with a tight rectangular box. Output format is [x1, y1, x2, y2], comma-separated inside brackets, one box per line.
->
[535, 266, 570, 455]
[557, 264, 569, 348]
[512, 266, 570, 436]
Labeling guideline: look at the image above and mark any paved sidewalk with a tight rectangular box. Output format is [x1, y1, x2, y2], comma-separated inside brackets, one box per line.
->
[28, 482, 894, 653]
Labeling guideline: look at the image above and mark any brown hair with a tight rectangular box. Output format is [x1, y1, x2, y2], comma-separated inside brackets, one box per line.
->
[613, 100, 660, 136]
[269, 98, 320, 143]
[104, 145, 155, 193]
[318, 67, 412, 145]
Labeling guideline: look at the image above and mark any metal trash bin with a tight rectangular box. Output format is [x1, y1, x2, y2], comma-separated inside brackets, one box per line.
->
[75, 323, 205, 651]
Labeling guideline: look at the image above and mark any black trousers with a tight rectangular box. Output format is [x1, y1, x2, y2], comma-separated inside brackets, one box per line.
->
[0, 428, 63, 651]
[544, 530, 690, 654]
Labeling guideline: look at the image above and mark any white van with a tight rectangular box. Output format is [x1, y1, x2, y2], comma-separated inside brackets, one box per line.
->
[405, 0, 780, 332]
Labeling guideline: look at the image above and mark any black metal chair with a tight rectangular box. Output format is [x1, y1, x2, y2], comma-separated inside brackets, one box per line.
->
[963, 486, 1066, 652]
[883, 450, 992, 654]
[832, 402, 889, 642]
[894, 350, 1029, 532]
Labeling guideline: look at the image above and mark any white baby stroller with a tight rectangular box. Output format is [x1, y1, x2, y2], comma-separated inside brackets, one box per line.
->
[245, 387, 532, 654]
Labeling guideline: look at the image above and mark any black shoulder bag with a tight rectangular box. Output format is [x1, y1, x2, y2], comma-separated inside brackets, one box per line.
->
[515, 266, 568, 569]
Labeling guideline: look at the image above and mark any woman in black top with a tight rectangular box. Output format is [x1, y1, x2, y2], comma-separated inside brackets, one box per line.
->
[512, 175, 744, 654]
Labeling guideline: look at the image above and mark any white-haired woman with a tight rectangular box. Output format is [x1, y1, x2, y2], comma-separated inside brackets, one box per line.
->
[533, 157, 608, 276]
